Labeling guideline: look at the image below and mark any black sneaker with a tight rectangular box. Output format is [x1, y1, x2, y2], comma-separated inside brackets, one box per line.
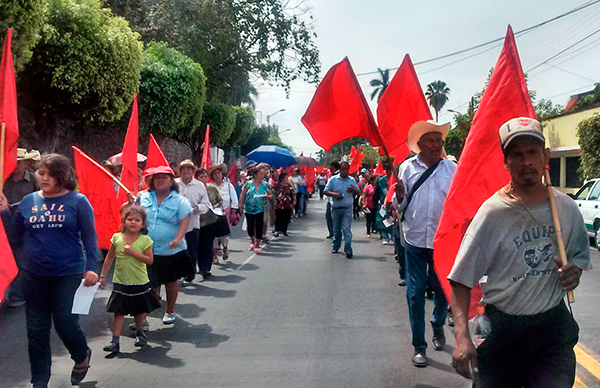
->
[103, 341, 120, 353]
[346, 252, 353, 259]
[134, 335, 148, 347]
[326, 235, 332, 239]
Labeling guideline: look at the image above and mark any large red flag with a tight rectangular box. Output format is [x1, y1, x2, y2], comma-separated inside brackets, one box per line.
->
[201, 125, 212, 169]
[228, 164, 237, 185]
[349, 147, 365, 174]
[433, 26, 536, 318]
[302, 57, 381, 151]
[146, 134, 169, 169]
[118, 95, 139, 203]
[0, 218, 17, 304]
[73, 147, 122, 250]
[0, 28, 18, 184]
[377, 54, 432, 160]
[374, 158, 385, 176]
[303, 166, 316, 193]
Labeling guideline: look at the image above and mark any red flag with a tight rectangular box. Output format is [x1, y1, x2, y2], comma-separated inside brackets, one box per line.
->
[304, 166, 316, 193]
[349, 148, 365, 174]
[433, 26, 536, 318]
[384, 172, 397, 204]
[228, 164, 237, 184]
[374, 159, 385, 176]
[0, 28, 19, 183]
[201, 125, 212, 169]
[302, 57, 381, 151]
[377, 54, 432, 160]
[0, 218, 17, 303]
[146, 134, 169, 169]
[118, 95, 139, 203]
[73, 147, 122, 251]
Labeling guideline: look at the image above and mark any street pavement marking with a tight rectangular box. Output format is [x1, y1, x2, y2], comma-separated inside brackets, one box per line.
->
[574, 375, 587, 387]
[575, 344, 600, 381]
[236, 235, 282, 270]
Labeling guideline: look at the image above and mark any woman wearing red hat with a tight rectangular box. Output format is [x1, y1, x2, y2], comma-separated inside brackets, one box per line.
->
[139, 166, 193, 325]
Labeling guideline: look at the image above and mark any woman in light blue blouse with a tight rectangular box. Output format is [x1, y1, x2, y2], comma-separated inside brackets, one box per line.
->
[238, 167, 272, 254]
[139, 166, 193, 325]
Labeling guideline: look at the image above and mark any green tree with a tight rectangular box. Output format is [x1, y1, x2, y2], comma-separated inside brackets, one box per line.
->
[199, 100, 236, 149]
[425, 80, 450, 121]
[535, 98, 563, 120]
[241, 124, 270, 155]
[576, 113, 600, 180]
[0, 0, 46, 70]
[139, 42, 206, 144]
[23, 0, 142, 124]
[369, 68, 390, 102]
[229, 106, 255, 147]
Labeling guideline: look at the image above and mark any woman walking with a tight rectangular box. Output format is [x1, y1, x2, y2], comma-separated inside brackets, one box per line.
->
[209, 164, 238, 262]
[239, 167, 272, 254]
[195, 168, 221, 271]
[139, 166, 193, 325]
[0, 154, 98, 387]
[273, 170, 295, 237]
[362, 175, 378, 237]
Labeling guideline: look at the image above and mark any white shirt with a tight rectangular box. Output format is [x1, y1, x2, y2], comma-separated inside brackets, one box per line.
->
[393, 155, 456, 249]
[214, 180, 239, 209]
[176, 178, 210, 231]
[290, 175, 306, 192]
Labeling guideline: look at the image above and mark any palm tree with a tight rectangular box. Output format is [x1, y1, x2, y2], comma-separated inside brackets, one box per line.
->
[425, 80, 451, 121]
[369, 68, 390, 102]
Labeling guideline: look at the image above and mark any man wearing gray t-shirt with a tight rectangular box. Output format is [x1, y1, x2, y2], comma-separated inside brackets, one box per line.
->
[448, 117, 590, 387]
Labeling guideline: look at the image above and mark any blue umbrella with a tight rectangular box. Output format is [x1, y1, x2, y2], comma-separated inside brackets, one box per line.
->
[246, 145, 297, 168]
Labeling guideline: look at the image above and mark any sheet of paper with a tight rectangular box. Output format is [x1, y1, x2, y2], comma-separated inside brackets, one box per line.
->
[72, 279, 100, 315]
[383, 217, 395, 228]
[379, 207, 387, 217]
[241, 217, 248, 231]
[211, 206, 224, 216]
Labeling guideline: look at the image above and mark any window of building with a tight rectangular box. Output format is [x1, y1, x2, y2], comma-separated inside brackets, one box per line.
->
[549, 158, 560, 187]
[566, 156, 582, 188]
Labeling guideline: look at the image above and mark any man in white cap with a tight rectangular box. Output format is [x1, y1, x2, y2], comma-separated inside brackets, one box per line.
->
[393, 120, 456, 367]
[449, 117, 589, 387]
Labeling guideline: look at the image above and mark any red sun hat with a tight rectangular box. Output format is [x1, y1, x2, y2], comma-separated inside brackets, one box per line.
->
[145, 165, 174, 177]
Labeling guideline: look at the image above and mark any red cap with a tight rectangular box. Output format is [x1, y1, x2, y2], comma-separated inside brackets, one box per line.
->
[145, 165, 174, 177]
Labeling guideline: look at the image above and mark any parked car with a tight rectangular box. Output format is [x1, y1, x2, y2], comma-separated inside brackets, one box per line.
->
[570, 178, 600, 250]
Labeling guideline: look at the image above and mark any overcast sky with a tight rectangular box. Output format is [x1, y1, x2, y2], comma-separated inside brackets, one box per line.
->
[253, 0, 600, 156]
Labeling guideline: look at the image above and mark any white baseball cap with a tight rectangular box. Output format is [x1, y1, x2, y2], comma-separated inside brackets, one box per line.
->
[499, 117, 545, 150]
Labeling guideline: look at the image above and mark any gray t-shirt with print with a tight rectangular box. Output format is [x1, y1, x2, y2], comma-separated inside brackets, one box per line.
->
[448, 189, 591, 316]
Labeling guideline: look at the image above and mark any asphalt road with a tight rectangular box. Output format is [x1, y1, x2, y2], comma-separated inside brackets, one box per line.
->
[0, 199, 599, 388]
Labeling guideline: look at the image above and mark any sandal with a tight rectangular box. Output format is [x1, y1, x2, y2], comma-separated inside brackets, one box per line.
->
[71, 349, 91, 385]
[223, 251, 229, 261]
[212, 257, 219, 265]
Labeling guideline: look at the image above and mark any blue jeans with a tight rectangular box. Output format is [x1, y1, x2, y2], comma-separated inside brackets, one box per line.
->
[22, 271, 90, 386]
[405, 243, 448, 351]
[326, 202, 333, 237]
[332, 207, 353, 254]
[393, 222, 405, 280]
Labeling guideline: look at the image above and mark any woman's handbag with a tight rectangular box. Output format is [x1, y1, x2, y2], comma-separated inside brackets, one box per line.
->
[215, 212, 231, 237]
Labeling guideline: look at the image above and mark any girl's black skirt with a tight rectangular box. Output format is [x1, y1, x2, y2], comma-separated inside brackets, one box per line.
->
[106, 282, 161, 316]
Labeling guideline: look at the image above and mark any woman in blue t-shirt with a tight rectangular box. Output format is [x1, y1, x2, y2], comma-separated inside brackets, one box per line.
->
[139, 166, 193, 325]
[0, 154, 98, 387]
[238, 167, 272, 254]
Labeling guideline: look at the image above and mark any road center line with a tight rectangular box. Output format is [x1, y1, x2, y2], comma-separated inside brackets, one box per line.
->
[575, 345, 600, 381]
[237, 253, 256, 270]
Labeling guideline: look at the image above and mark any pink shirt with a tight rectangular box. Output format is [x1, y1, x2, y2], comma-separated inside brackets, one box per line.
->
[363, 184, 375, 208]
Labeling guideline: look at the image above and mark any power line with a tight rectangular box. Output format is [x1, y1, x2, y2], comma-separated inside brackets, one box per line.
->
[526, 26, 600, 72]
[354, 0, 600, 77]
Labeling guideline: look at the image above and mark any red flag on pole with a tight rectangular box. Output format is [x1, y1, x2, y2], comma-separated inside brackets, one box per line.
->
[377, 54, 432, 161]
[349, 147, 365, 175]
[118, 95, 139, 203]
[73, 147, 122, 250]
[374, 159, 385, 176]
[304, 166, 316, 193]
[228, 164, 237, 184]
[201, 125, 212, 169]
[0, 218, 17, 304]
[146, 134, 169, 169]
[0, 28, 19, 184]
[433, 26, 536, 318]
[302, 57, 381, 151]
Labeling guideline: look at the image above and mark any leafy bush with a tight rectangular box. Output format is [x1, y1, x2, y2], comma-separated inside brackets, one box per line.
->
[576, 113, 600, 180]
[139, 42, 206, 142]
[200, 100, 236, 147]
[0, 0, 47, 70]
[24, 0, 142, 123]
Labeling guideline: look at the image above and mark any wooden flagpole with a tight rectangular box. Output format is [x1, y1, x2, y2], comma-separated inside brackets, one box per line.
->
[544, 169, 575, 303]
[0, 122, 6, 192]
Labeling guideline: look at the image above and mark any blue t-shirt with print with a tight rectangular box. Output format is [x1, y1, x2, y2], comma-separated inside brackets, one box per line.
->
[11, 191, 98, 277]
[243, 180, 269, 215]
[140, 190, 193, 256]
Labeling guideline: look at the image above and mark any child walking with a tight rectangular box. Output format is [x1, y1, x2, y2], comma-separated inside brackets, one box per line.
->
[100, 205, 160, 353]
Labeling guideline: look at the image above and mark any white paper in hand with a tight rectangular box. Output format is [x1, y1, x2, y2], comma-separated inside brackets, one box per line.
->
[72, 279, 100, 315]
[241, 217, 248, 231]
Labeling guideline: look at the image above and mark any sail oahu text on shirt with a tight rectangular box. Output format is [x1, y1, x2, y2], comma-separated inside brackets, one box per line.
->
[511, 224, 557, 284]
[28, 202, 66, 228]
